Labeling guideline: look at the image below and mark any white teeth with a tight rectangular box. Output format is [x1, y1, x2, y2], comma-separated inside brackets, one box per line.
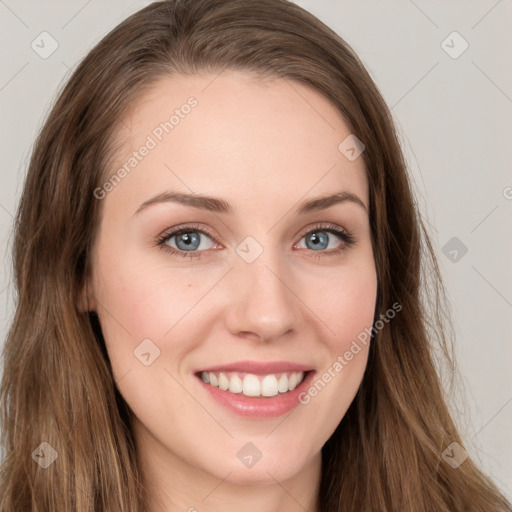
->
[228, 374, 243, 393]
[209, 373, 218, 387]
[278, 374, 288, 393]
[218, 373, 230, 391]
[243, 374, 261, 397]
[201, 371, 306, 397]
[261, 375, 279, 397]
[289, 372, 299, 390]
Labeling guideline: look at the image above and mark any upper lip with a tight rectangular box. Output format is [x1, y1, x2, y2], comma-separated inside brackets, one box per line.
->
[196, 360, 314, 375]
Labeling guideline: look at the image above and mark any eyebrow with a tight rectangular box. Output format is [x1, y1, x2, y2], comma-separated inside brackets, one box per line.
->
[133, 190, 368, 216]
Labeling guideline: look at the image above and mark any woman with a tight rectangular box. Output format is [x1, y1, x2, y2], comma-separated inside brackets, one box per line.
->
[1, 0, 510, 510]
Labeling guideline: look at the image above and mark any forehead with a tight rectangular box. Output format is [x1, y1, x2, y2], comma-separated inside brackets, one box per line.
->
[103, 70, 368, 219]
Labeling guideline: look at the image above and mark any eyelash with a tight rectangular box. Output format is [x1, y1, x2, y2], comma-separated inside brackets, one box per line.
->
[155, 222, 356, 261]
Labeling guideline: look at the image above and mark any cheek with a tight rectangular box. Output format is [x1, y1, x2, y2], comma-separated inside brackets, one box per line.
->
[306, 258, 378, 351]
[92, 256, 211, 419]
[92, 249, 238, 404]
[90, 245, 206, 375]
[95, 245, 210, 336]
[297, 254, 377, 407]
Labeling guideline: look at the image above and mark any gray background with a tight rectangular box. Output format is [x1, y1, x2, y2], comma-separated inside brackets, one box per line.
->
[1, 0, 511, 500]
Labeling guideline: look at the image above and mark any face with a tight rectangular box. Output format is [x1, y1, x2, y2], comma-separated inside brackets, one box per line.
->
[86, 70, 377, 487]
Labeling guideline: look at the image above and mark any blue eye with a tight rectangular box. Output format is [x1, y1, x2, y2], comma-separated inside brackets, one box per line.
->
[156, 222, 356, 260]
[294, 224, 356, 259]
[300, 230, 339, 251]
[168, 230, 212, 252]
[157, 224, 215, 259]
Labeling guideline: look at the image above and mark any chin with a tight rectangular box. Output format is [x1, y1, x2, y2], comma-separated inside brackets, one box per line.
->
[204, 453, 308, 486]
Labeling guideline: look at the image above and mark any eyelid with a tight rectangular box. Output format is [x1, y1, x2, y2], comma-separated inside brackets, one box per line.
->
[295, 222, 354, 244]
[156, 222, 219, 248]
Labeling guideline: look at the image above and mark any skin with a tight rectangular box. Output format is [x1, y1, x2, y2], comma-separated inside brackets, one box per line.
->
[83, 70, 377, 512]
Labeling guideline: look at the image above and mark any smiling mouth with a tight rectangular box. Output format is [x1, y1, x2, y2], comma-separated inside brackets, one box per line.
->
[195, 370, 313, 398]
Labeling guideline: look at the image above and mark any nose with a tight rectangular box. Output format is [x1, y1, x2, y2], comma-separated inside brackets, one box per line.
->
[222, 248, 301, 343]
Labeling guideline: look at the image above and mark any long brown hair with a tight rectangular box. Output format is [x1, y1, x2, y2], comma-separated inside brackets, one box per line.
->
[1, 1, 510, 510]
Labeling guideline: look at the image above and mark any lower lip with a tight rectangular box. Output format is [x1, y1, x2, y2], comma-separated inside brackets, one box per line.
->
[195, 371, 316, 418]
